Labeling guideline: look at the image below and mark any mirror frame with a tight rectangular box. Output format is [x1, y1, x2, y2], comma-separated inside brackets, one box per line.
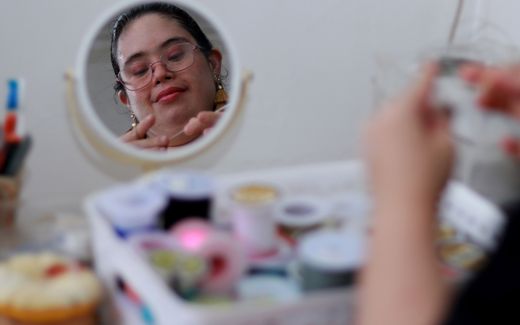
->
[69, 0, 245, 169]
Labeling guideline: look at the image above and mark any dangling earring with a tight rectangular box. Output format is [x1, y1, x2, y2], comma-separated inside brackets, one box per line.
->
[130, 111, 138, 129]
[214, 76, 228, 110]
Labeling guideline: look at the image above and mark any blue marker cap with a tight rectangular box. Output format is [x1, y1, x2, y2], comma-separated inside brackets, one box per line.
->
[6, 79, 18, 111]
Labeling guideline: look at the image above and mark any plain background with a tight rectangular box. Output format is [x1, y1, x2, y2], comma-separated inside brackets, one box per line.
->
[0, 0, 511, 218]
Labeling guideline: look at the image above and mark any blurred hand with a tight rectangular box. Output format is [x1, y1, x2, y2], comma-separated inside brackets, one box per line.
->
[364, 63, 454, 208]
[119, 114, 169, 150]
[460, 63, 520, 159]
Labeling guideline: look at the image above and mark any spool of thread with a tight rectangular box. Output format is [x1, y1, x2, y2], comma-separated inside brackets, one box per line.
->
[96, 185, 167, 238]
[296, 230, 365, 292]
[229, 183, 280, 256]
[274, 196, 331, 243]
[151, 172, 214, 230]
[171, 219, 246, 294]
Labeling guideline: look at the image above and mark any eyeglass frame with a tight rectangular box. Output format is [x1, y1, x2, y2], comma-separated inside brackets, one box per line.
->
[116, 42, 204, 91]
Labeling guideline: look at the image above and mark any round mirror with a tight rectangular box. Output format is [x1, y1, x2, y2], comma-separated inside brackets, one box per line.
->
[68, 0, 247, 168]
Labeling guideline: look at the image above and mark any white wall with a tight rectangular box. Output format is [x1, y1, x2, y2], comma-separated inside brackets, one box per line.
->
[0, 0, 478, 218]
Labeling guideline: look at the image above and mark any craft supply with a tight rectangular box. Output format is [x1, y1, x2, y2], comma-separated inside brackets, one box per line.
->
[96, 185, 167, 238]
[169, 253, 208, 300]
[274, 196, 331, 243]
[297, 230, 365, 291]
[0, 79, 25, 173]
[116, 277, 155, 325]
[129, 232, 207, 300]
[248, 238, 293, 277]
[2, 135, 31, 176]
[172, 219, 246, 295]
[129, 232, 178, 274]
[229, 183, 280, 256]
[151, 172, 214, 230]
[237, 275, 301, 303]
[170, 218, 213, 250]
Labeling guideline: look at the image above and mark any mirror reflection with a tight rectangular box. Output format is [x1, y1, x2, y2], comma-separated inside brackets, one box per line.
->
[86, 1, 232, 150]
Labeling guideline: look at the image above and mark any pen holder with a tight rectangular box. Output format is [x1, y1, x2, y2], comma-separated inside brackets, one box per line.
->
[0, 173, 21, 228]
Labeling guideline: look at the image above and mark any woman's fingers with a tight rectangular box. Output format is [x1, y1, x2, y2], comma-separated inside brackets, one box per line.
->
[183, 117, 203, 136]
[132, 135, 169, 149]
[133, 115, 155, 139]
[120, 115, 155, 142]
[501, 136, 520, 160]
[183, 111, 222, 136]
[460, 64, 520, 118]
[119, 114, 169, 149]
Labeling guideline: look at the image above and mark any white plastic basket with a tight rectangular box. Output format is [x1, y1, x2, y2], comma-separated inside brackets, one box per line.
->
[85, 160, 504, 325]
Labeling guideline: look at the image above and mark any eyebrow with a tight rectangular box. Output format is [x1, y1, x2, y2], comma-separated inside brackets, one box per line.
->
[122, 36, 191, 69]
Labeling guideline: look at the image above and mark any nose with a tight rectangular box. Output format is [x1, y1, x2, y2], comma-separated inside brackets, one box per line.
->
[151, 61, 172, 85]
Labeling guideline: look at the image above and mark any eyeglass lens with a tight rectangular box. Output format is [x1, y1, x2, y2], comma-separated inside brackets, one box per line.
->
[120, 42, 197, 90]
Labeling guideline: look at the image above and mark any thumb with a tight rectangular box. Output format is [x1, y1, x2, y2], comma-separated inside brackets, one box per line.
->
[411, 62, 438, 110]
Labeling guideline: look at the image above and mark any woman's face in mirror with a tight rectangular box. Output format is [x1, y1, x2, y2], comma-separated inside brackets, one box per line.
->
[94, 2, 231, 150]
[116, 13, 222, 147]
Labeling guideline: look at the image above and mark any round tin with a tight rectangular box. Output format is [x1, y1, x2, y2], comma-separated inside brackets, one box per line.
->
[297, 230, 365, 291]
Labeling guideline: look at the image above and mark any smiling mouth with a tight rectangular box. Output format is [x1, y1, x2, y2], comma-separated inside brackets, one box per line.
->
[155, 87, 186, 104]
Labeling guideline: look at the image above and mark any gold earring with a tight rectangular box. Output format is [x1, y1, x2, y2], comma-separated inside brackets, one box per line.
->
[130, 112, 138, 129]
[214, 76, 228, 109]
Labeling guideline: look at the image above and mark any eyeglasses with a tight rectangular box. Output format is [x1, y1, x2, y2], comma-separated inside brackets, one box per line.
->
[118, 42, 201, 91]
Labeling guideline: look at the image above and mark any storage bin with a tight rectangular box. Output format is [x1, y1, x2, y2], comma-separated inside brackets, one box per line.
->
[85, 160, 504, 325]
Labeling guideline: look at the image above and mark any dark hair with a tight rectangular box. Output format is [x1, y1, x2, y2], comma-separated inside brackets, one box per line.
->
[110, 2, 214, 93]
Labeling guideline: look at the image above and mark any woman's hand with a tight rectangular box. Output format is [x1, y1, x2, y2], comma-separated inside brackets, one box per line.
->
[359, 63, 454, 325]
[364, 63, 454, 209]
[183, 109, 224, 138]
[119, 114, 169, 150]
[460, 64, 520, 159]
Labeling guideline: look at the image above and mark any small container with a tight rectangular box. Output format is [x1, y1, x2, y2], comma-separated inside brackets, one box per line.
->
[129, 232, 208, 300]
[171, 219, 246, 295]
[149, 172, 215, 230]
[96, 185, 167, 238]
[296, 230, 365, 291]
[229, 183, 280, 256]
[274, 196, 331, 242]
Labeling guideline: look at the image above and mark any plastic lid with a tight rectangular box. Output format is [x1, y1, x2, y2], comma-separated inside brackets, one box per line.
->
[149, 171, 214, 200]
[231, 183, 279, 205]
[298, 230, 365, 271]
[274, 196, 330, 227]
[96, 185, 167, 229]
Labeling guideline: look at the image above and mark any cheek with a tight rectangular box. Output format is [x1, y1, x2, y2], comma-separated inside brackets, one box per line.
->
[128, 91, 152, 120]
[192, 71, 216, 105]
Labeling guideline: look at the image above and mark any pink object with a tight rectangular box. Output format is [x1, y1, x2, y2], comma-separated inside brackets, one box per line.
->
[170, 218, 246, 294]
[170, 218, 212, 251]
